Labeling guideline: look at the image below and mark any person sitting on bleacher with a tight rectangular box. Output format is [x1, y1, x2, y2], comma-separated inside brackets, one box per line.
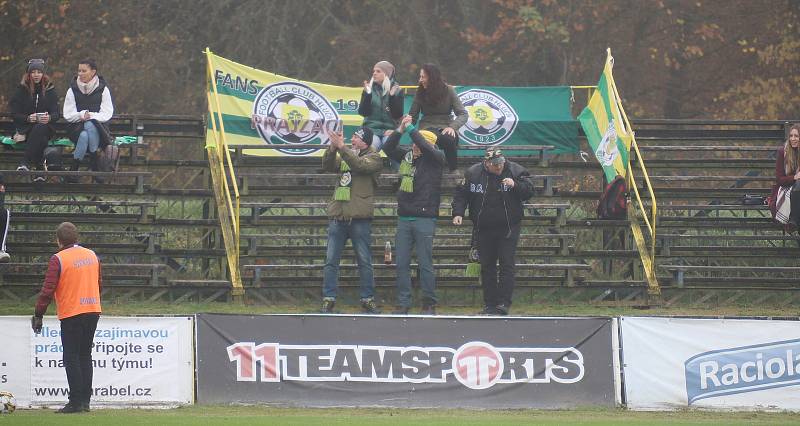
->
[10, 59, 61, 178]
[452, 148, 534, 316]
[772, 123, 800, 228]
[0, 173, 9, 262]
[408, 63, 467, 172]
[383, 115, 446, 315]
[320, 126, 383, 314]
[63, 58, 114, 175]
[358, 60, 404, 153]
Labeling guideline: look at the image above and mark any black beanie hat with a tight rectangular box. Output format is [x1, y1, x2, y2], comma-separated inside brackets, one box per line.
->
[353, 126, 375, 147]
[27, 59, 46, 73]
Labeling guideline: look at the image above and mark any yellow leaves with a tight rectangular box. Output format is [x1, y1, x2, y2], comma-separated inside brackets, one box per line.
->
[683, 45, 704, 58]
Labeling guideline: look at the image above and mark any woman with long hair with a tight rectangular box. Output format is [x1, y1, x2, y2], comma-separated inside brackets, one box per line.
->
[407, 63, 467, 171]
[9, 58, 61, 175]
[358, 60, 404, 152]
[772, 123, 800, 226]
[63, 58, 114, 173]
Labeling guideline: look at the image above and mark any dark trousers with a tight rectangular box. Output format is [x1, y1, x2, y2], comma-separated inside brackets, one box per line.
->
[791, 186, 800, 224]
[23, 124, 52, 169]
[60, 313, 100, 405]
[436, 132, 459, 171]
[0, 208, 8, 252]
[477, 224, 520, 307]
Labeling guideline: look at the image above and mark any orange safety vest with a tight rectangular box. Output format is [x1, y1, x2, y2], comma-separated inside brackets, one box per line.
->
[54, 245, 102, 320]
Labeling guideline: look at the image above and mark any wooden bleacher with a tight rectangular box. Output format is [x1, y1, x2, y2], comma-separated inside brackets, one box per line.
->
[1, 114, 797, 307]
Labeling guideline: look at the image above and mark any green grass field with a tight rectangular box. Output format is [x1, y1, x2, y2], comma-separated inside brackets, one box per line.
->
[2, 299, 798, 318]
[4, 406, 800, 425]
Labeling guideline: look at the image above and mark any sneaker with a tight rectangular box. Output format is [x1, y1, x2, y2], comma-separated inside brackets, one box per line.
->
[0, 251, 9, 263]
[391, 306, 409, 315]
[32, 175, 46, 183]
[16, 164, 29, 172]
[81, 402, 90, 412]
[320, 298, 336, 313]
[420, 304, 437, 316]
[360, 298, 381, 314]
[495, 304, 510, 316]
[478, 306, 499, 316]
[56, 402, 83, 414]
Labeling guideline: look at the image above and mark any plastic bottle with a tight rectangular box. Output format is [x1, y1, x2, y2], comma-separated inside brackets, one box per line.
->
[384, 241, 392, 265]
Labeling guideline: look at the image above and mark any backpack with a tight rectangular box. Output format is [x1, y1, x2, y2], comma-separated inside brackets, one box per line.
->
[597, 175, 628, 219]
[96, 144, 120, 173]
[42, 146, 64, 171]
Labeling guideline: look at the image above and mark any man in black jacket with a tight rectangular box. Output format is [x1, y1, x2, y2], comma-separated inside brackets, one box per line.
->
[383, 115, 446, 315]
[452, 148, 534, 315]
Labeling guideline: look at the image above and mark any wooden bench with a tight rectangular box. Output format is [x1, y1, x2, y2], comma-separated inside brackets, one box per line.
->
[244, 262, 591, 287]
[242, 232, 576, 256]
[4, 199, 156, 222]
[1, 170, 151, 194]
[658, 233, 800, 256]
[0, 263, 167, 287]
[236, 172, 563, 197]
[241, 202, 570, 226]
[660, 264, 800, 287]
[229, 144, 556, 166]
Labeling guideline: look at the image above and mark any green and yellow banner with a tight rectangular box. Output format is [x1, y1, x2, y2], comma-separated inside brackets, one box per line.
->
[578, 50, 633, 182]
[206, 51, 363, 156]
[206, 51, 580, 157]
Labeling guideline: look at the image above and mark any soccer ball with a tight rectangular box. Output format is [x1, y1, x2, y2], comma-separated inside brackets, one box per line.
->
[267, 93, 326, 144]
[0, 391, 16, 414]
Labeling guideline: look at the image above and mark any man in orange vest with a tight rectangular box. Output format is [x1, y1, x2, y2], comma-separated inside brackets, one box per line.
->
[31, 222, 102, 414]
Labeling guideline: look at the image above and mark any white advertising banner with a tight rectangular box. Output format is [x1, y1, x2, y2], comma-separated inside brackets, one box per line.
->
[621, 316, 800, 410]
[0, 316, 194, 408]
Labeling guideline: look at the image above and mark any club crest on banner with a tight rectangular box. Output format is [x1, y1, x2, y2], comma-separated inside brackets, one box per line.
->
[251, 82, 341, 156]
[596, 118, 620, 167]
[457, 89, 519, 146]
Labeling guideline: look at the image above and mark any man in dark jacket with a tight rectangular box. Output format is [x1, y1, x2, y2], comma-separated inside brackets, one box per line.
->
[452, 148, 534, 315]
[383, 115, 446, 315]
[320, 127, 383, 314]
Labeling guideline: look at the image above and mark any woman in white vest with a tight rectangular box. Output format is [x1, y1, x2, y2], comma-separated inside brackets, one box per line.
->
[63, 58, 114, 173]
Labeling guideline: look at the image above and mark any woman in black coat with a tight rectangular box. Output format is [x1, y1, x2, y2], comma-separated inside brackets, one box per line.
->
[9, 59, 61, 172]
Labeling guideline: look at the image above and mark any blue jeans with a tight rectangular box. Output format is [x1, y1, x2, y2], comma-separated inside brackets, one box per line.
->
[395, 217, 437, 307]
[74, 121, 100, 160]
[322, 219, 375, 299]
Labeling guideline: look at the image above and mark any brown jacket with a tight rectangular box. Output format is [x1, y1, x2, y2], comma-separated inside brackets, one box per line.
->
[322, 146, 382, 219]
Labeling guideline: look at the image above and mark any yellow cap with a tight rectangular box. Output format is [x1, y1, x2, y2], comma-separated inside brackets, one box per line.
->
[418, 130, 437, 145]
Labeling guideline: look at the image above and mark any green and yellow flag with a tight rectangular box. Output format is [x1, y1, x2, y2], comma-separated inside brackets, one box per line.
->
[578, 49, 633, 182]
[206, 51, 363, 156]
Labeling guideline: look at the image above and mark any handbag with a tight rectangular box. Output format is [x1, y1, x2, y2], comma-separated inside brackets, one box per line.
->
[775, 186, 791, 224]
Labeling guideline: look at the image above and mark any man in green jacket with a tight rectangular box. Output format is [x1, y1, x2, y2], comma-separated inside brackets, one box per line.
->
[321, 126, 383, 313]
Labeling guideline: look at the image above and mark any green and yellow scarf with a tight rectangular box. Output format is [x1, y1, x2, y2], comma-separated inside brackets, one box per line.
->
[398, 151, 415, 192]
[334, 159, 352, 201]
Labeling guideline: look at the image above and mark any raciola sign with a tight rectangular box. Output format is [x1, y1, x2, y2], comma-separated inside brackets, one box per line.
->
[684, 338, 800, 404]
